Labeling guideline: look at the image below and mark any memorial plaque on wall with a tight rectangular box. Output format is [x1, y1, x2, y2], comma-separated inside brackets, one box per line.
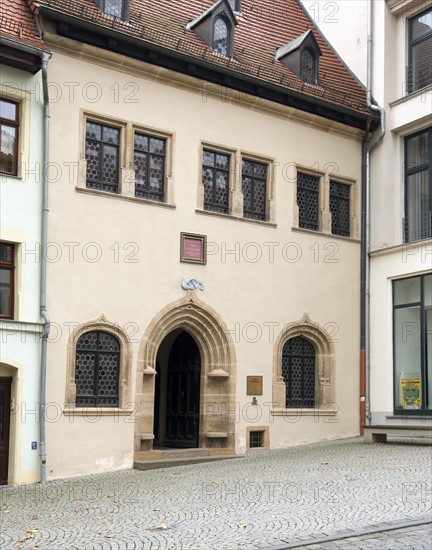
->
[180, 232, 207, 264]
[247, 376, 263, 395]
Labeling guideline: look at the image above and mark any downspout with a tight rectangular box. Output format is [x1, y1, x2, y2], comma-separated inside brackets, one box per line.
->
[40, 51, 51, 483]
[362, 0, 386, 431]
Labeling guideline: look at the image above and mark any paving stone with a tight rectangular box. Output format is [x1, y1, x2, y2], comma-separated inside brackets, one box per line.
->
[0, 437, 431, 549]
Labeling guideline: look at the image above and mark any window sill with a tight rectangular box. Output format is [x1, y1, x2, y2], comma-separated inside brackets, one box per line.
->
[63, 408, 134, 416]
[390, 83, 432, 107]
[196, 208, 277, 228]
[291, 226, 360, 243]
[76, 187, 176, 209]
[271, 408, 337, 416]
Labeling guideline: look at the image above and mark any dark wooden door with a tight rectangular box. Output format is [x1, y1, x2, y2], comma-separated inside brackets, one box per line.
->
[0, 378, 12, 485]
[153, 361, 161, 443]
[165, 332, 200, 448]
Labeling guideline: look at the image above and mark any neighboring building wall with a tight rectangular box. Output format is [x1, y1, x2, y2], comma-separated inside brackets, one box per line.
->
[0, 65, 44, 484]
[43, 37, 364, 480]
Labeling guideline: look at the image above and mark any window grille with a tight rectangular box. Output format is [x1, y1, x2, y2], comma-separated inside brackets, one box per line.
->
[249, 430, 264, 448]
[134, 133, 166, 201]
[297, 172, 319, 230]
[213, 18, 229, 56]
[85, 122, 120, 193]
[242, 159, 267, 221]
[282, 336, 315, 408]
[300, 49, 316, 84]
[330, 181, 350, 237]
[75, 331, 120, 407]
[202, 149, 230, 213]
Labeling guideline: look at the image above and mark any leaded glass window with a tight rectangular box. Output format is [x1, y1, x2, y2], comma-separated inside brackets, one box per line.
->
[242, 159, 267, 221]
[213, 17, 229, 56]
[202, 149, 230, 213]
[85, 121, 120, 193]
[134, 133, 166, 201]
[300, 49, 316, 84]
[330, 181, 350, 237]
[95, 0, 126, 19]
[75, 331, 120, 408]
[282, 336, 315, 408]
[297, 172, 319, 230]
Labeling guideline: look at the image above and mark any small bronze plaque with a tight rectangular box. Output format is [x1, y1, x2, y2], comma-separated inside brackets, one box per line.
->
[247, 376, 263, 396]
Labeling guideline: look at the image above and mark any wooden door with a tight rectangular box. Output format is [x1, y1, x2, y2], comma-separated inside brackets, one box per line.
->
[0, 377, 12, 485]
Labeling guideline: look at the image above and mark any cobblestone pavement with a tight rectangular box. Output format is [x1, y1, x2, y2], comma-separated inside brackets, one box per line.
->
[1, 438, 431, 549]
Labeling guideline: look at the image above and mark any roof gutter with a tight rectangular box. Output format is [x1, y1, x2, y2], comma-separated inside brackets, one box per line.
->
[361, 0, 386, 433]
[39, 6, 378, 131]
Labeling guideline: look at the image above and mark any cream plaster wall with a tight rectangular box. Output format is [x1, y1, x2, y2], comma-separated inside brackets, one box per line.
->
[44, 40, 363, 478]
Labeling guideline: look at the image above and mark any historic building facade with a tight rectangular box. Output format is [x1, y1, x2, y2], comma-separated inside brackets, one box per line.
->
[0, 0, 50, 483]
[17, 0, 379, 480]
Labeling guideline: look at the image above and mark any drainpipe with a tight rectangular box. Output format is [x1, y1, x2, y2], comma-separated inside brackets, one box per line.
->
[361, 0, 386, 432]
[40, 52, 51, 483]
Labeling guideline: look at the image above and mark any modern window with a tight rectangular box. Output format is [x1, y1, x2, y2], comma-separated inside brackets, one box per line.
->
[0, 99, 19, 176]
[85, 121, 120, 193]
[393, 274, 432, 414]
[282, 336, 315, 408]
[242, 159, 267, 221]
[0, 243, 14, 320]
[330, 181, 350, 237]
[407, 8, 432, 93]
[213, 17, 230, 56]
[300, 49, 317, 84]
[75, 330, 120, 408]
[297, 172, 319, 230]
[134, 132, 166, 201]
[404, 128, 431, 242]
[202, 149, 230, 213]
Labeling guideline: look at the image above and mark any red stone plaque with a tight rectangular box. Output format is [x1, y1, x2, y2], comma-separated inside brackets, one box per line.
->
[180, 233, 207, 264]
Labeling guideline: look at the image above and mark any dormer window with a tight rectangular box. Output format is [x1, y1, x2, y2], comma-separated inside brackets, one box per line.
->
[187, 0, 238, 58]
[276, 30, 322, 85]
[94, 0, 129, 21]
[300, 48, 317, 84]
[213, 17, 230, 56]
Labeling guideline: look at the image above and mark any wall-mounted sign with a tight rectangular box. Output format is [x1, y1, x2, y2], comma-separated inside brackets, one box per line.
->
[247, 376, 263, 396]
[180, 232, 207, 264]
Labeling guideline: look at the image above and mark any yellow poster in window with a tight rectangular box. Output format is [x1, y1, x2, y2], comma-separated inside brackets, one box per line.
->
[400, 377, 421, 409]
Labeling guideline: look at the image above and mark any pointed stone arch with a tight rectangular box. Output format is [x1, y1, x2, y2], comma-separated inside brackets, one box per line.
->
[65, 314, 133, 408]
[135, 291, 236, 452]
[272, 313, 335, 408]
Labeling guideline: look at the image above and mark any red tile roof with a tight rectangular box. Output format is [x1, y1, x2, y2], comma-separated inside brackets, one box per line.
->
[30, 0, 370, 117]
[0, 0, 47, 49]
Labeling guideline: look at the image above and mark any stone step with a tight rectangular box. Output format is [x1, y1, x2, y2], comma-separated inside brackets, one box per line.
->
[134, 454, 241, 471]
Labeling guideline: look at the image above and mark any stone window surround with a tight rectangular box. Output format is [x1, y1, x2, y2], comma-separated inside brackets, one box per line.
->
[293, 164, 358, 239]
[64, 314, 133, 412]
[197, 141, 276, 223]
[246, 426, 270, 449]
[0, 85, 31, 181]
[77, 110, 175, 206]
[272, 313, 336, 414]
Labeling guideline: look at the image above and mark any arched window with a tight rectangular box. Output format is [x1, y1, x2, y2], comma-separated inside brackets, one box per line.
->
[75, 330, 120, 407]
[213, 17, 229, 56]
[282, 336, 315, 408]
[300, 49, 316, 84]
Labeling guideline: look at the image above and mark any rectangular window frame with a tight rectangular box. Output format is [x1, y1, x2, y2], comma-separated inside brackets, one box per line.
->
[0, 99, 19, 177]
[407, 7, 432, 94]
[202, 147, 231, 214]
[85, 119, 122, 194]
[392, 273, 432, 415]
[241, 156, 269, 222]
[329, 180, 351, 237]
[296, 169, 322, 231]
[0, 242, 15, 320]
[132, 125, 173, 204]
[403, 127, 432, 243]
